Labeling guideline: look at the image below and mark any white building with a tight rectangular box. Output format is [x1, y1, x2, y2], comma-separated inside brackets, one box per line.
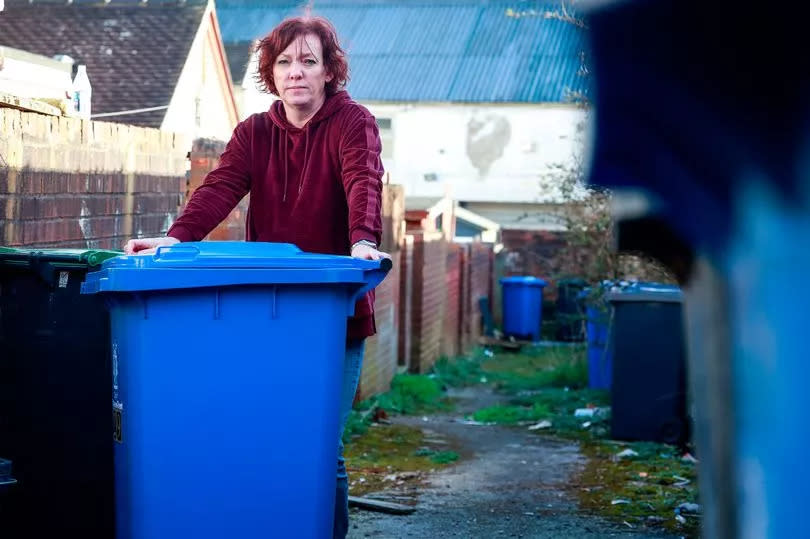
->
[0, 0, 238, 141]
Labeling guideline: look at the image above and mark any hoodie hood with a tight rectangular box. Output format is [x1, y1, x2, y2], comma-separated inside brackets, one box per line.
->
[268, 91, 353, 201]
[268, 90, 353, 131]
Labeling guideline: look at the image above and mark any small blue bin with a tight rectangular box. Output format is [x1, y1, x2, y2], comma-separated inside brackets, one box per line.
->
[586, 303, 613, 390]
[81, 242, 391, 539]
[500, 276, 547, 341]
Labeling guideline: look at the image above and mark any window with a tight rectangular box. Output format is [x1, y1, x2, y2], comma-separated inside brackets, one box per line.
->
[376, 117, 393, 159]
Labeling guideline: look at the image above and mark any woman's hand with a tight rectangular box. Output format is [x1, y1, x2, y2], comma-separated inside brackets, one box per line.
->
[351, 242, 391, 261]
[123, 236, 180, 255]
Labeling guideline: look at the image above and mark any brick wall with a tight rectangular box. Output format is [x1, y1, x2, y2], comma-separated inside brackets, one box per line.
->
[398, 234, 414, 370]
[500, 229, 567, 283]
[467, 242, 494, 344]
[358, 250, 400, 400]
[441, 242, 463, 358]
[187, 138, 248, 241]
[458, 244, 473, 352]
[380, 181, 404, 253]
[408, 232, 447, 373]
[0, 109, 187, 249]
[357, 184, 404, 400]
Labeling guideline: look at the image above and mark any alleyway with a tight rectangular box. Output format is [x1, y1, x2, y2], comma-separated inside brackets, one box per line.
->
[350, 386, 683, 539]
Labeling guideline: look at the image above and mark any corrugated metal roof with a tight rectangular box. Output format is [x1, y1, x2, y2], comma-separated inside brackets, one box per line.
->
[217, 1, 589, 103]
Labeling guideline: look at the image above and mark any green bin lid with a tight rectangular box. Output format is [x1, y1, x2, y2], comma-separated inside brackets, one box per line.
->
[0, 247, 122, 268]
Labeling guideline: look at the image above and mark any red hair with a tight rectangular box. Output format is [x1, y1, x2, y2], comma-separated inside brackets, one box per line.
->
[255, 16, 349, 96]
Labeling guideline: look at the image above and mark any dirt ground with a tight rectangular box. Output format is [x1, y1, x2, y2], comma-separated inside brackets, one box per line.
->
[349, 386, 684, 539]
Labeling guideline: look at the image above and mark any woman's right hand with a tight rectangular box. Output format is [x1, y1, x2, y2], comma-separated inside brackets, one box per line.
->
[123, 236, 180, 255]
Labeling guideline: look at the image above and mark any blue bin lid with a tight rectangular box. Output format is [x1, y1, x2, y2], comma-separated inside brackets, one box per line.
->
[81, 242, 392, 294]
[606, 282, 683, 303]
[500, 276, 548, 287]
[0, 457, 15, 488]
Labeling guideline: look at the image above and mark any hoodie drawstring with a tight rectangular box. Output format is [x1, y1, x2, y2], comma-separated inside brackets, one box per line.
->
[282, 133, 289, 202]
[281, 127, 310, 202]
[299, 128, 310, 197]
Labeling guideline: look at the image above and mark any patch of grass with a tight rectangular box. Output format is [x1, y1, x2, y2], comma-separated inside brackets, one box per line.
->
[472, 402, 551, 424]
[414, 447, 460, 464]
[512, 387, 610, 411]
[429, 451, 460, 464]
[374, 374, 450, 415]
[343, 373, 452, 445]
[432, 355, 485, 388]
[472, 386, 612, 440]
[578, 440, 700, 536]
[481, 345, 589, 394]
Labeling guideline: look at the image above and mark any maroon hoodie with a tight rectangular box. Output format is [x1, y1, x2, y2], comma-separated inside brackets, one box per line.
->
[168, 91, 384, 339]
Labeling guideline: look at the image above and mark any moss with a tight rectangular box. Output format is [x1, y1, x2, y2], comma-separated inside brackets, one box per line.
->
[577, 440, 700, 536]
[344, 424, 459, 497]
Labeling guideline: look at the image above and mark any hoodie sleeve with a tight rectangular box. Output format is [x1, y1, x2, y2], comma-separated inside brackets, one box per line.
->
[167, 119, 253, 242]
[339, 108, 384, 247]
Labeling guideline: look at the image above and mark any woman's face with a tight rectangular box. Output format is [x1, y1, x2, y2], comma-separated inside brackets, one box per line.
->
[273, 32, 333, 112]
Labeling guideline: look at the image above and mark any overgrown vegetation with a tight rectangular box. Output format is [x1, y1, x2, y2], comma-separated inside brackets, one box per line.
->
[373, 374, 449, 415]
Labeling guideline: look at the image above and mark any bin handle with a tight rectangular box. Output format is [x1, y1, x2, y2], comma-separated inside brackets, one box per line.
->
[347, 258, 393, 314]
[154, 244, 201, 261]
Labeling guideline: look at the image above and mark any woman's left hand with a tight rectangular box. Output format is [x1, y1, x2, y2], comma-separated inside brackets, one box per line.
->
[351, 243, 391, 261]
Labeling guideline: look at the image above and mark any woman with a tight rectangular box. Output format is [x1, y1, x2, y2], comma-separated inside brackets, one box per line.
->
[124, 16, 388, 539]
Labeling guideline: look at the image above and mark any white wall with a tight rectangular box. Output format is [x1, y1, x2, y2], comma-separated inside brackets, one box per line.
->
[364, 102, 590, 204]
[162, 4, 237, 141]
[0, 47, 73, 100]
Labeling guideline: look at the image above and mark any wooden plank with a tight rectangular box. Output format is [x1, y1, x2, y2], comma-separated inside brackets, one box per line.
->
[0, 92, 62, 116]
[347, 495, 416, 515]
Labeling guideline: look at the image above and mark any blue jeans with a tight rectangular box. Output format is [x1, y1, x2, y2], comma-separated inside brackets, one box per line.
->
[334, 339, 365, 539]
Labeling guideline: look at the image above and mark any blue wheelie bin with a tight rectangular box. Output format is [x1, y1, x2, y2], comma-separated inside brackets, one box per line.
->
[580, 285, 613, 390]
[81, 242, 391, 539]
[585, 303, 613, 390]
[500, 276, 547, 341]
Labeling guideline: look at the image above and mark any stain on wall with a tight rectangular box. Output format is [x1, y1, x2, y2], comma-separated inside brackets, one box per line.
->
[465, 114, 512, 177]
